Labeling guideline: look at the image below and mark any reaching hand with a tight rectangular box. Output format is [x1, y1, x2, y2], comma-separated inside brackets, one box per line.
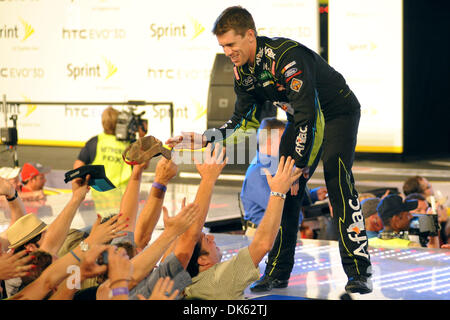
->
[165, 132, 206, 150]
[195, 143, 227, 182]
[107, 246, 133, 286]
[0, 177, 16, 199]
[71, 174, 91, 201]
[162, 198, 199, 237]
[79, 244, 109, 281]
[85, 214, 129, 246]
[154, 158, 178, 185]
[264, 156, 302, 195]
[316, 187, 328, 201]
[138, 276, 179, 300]
[0, 247, 35, 280]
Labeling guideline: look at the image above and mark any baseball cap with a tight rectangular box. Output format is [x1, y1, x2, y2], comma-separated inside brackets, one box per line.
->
[64, 165, 116, 192]
[21, 162, 51, 182]
[6, 213, 48, 249]
[361, 197, 381, 219]
[376, 194, 418, 222]
[122, 135, 172, 165]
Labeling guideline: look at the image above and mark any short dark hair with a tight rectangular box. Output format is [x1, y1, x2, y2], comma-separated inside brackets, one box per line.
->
[20, 250, 53, 288]
[403, 176, 423, 195]
[212, 6, 256, 37]
[186, 240, 209, 278]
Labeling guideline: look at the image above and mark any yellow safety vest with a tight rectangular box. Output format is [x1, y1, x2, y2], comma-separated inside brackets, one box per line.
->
[92, 133, 132, 188]
[368, 237, 412, 249]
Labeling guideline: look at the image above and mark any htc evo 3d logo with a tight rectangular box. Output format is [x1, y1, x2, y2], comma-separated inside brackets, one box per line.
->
[0, 18, 34, 41]
[150, 17, 204, 40]
[67, 58, 117, 80]
[347, 198, 369, 259]
[295, 125, 307, 157]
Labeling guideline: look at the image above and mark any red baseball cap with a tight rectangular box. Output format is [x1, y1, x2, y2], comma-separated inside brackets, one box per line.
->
[20, 162, 51, 182]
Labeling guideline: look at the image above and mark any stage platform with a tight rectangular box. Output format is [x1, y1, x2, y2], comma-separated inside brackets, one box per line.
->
[214, 234, 450, 300]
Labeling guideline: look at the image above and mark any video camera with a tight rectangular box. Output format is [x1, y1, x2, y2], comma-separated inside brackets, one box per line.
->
[408, 195, 442, 247]
[115, 103, 148, 142]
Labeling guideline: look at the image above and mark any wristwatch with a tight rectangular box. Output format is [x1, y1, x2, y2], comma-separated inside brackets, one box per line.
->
[108, 287, 129, 299]
[80, 240, 89, 252]
[270, 191, 286, 200]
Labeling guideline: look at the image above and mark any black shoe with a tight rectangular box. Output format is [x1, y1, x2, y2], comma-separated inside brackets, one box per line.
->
[345, 275, 372, 294]
[250, 275, 289, 293]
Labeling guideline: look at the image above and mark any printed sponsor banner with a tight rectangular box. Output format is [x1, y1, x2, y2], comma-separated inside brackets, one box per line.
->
[329, 0, 403, 153]
[0, 0, 319, 146]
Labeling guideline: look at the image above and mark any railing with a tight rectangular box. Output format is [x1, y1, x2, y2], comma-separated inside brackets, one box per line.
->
[1, 95, 174, 166]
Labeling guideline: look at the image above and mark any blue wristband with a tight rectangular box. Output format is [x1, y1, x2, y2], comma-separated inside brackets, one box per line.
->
[70, 250, 81, 262]
[109, 287, 129, 298]
[152, 182, 167, 192]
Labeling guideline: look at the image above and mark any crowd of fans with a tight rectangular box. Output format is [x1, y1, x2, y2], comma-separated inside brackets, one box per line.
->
[0, 141, 304, 300]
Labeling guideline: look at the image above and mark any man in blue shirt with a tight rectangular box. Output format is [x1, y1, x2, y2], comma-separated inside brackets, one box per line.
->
[240, 117, 327, 239]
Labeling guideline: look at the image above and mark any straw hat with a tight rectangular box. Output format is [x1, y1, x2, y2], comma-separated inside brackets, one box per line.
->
[122, 135, 172, 165]
[6, 213, 48, 249]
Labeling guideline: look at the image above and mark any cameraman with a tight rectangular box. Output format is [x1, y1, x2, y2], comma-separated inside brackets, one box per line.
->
[369, 194, 444, 249]
[405, 193, 440, 248]
[73, 106, 133, 188]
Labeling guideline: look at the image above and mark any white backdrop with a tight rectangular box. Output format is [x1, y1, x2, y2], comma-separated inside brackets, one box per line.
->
[0, 0, 319, 146]
[329, 0, 403, 153]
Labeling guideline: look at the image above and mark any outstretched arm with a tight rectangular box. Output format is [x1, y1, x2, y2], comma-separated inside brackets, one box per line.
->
[117, 161, 149, 234]
[10, 215, 128, 300]
[39, 176, 91, 257]
[248, 156, 301, 267]
[129, 202, 198, 287]
[173, 143, 227, 269]
[134, 158, 178, 250]
[0, 177, 26, 249]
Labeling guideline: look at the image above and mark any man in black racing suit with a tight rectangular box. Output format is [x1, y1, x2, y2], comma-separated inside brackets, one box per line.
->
[167, 6, 372, 294]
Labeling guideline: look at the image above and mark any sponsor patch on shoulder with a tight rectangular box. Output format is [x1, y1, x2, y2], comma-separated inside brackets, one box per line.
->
[281, 61, 296, 74]
[284, 67, 298, 78]
[290, 78, 303, 92]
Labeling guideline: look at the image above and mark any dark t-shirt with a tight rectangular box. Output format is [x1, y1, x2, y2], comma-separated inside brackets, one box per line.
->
[78, 136, 98, 164]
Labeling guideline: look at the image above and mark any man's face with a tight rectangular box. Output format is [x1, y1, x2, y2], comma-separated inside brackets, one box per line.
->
[410, 200, 430, 214]
[395, 211, 413, 231]
[200, 233, 222, 266]
[216, 29, 255, 67]
[419, 178, 433, 198]
[30, 174, 46, 191]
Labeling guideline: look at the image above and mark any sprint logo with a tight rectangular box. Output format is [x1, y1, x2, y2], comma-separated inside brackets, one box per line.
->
[19, 17, 34, 41]
[192, 99, 206, 121]
[21, 96, 37, 118]
[66, 57, 118, 80]
[0, 17, 34, 41]
[189, 17, 204, 40]
[103, 57, 117, 79]
[150, 16, 205, 40]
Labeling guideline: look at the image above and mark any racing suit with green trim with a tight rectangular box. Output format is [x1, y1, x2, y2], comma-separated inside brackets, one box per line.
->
[204, 36, 372, 281]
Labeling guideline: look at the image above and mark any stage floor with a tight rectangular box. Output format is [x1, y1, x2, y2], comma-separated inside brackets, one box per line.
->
[212, 234, 450, 300]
